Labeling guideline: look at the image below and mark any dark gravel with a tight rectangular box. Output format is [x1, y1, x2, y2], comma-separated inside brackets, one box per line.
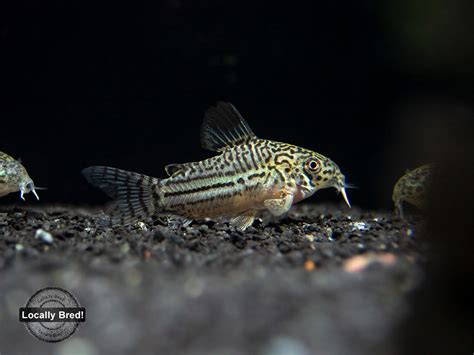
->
[0, 203, 425, 355]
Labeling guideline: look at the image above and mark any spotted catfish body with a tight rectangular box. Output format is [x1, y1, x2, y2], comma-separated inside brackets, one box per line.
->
[83, 102, 351, 230]
[0, 151, 40, 200]
[392, 164, 432, 219]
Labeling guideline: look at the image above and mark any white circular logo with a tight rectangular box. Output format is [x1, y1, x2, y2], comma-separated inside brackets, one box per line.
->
[20, 287, 85, 342]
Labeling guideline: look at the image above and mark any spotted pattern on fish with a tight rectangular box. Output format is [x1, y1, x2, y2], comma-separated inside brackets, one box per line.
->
[82, 102, 350, 230]
[0, 151, 40, 201]
[392, 164, 432, 219]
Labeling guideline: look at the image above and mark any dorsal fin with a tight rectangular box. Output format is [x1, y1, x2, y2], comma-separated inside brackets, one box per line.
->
[201, 102, 257, 152]
[165, 163, 185, 177]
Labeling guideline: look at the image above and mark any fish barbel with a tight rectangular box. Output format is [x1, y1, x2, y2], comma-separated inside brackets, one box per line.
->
[83, 102, 351, 230]
[0, 151, 41, 201]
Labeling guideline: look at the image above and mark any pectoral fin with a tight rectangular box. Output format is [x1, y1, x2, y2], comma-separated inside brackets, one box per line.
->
[230, 211, 256, 231]
[264, 193, 294, 216]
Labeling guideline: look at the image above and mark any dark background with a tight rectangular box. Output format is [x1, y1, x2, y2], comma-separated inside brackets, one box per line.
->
[1, 0, 472, 209]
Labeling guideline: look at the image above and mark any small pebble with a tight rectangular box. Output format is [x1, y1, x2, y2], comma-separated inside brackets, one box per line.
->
[198, 224, 209, 231]
[304, 260, 315, 271]
[35, 228, 53, 244]
[343, 252, 396, 273]
[143, 250, 152, 260]
[378, 244, 387, 250]
[349, 222, 368, 231]
[120, 242, 130, 254]
[183, 277, 205, 298]
[57, 338, 97, 355]
[98, 216, 110, 226]
[263, 336, 310, 355]
[137, 221, 148, 230]
[325, 227, 333, 240]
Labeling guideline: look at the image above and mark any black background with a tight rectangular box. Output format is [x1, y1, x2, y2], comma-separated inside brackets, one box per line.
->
[1, 0, 472, 209]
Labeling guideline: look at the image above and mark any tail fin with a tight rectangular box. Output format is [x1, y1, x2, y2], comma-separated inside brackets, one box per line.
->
[82, 166, 160, 226]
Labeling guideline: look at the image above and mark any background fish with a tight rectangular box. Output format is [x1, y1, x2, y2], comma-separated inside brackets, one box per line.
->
[392, 163, 432, 219]
[0, 151, 40, 200]
[83, 102, 351, 230]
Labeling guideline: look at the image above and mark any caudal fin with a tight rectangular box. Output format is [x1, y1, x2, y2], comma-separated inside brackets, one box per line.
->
[82, 166, 160, 226]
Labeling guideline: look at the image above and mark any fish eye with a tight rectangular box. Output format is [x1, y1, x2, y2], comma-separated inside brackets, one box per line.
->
[305, 159, 320, 173]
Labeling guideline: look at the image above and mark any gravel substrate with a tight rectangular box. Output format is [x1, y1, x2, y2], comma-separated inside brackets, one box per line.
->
[0, 203, 424, 355]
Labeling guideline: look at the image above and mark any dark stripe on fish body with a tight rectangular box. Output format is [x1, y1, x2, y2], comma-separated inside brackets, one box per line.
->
[248, 146, 258, 169]
[163, 181, 235, 198]
[275, 152, 293, 162]
[248, 145, 258, 169]
[183, 190, 239, 206]
[237, 149, 248, 173]
[261, 146, 272, 163]
[254, 144, 265, 163]
[236, 150, 246, 171]
[168, 170, 236, 186]
[247, 172, 265, 180]
[268, 165, 286, 183]
[232, 149, 243, 173]
[240, 150, 251, 171]
[263, 171, 272, 186]
[175, 180, 249, 209]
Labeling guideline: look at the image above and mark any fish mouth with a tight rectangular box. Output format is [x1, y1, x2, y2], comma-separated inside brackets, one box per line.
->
[19, 182, 40, 201]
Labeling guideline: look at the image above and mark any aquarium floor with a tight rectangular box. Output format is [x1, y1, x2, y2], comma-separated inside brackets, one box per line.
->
[0, 204, 424, 355]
